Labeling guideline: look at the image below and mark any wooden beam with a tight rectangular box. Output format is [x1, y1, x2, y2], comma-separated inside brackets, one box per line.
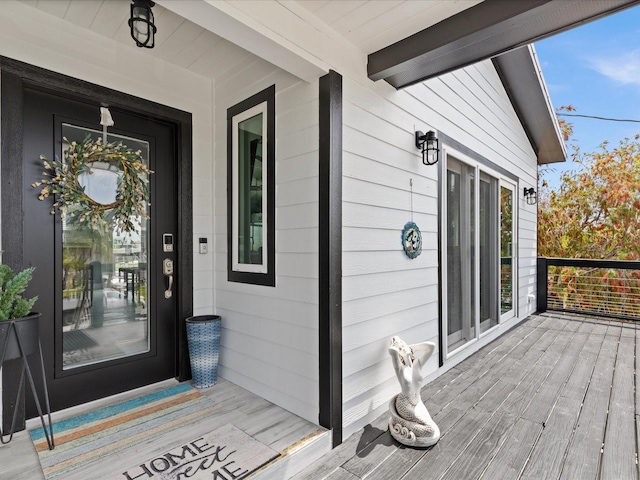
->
[157, 0, 329, 83]
[368, 0, 640, 88]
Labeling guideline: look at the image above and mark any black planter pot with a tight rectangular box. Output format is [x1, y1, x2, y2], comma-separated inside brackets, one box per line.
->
[0, 313, 41, 362]
[0, 313, 54, 449]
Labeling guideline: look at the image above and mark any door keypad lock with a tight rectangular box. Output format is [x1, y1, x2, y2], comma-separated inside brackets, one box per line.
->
[163, 258, 174, 299]
[163, 234, 174, 252]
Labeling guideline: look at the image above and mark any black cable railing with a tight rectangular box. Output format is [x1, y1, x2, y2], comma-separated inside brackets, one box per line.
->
[537, 257, 640, 321]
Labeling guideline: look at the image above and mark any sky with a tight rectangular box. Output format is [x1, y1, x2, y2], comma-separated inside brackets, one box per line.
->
[534, 5, 640, 188]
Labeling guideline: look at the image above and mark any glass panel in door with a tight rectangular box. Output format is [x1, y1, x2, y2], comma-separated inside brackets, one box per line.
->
[61, 124, 150, 369]
[500, 185, 515, 318]
[446, 158, 476, 352]
[479, 173, 499, 333]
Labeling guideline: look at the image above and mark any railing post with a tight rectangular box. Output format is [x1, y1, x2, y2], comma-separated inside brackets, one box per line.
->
[537, 257, 547, 313]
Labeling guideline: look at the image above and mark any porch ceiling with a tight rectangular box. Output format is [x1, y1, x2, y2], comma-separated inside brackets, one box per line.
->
[17, 1, 482, 82]
[17, 0, 637, 166]
[295, 0, 481, 55]
[18, 1, 640, 85]
[17, 0, 230, 79]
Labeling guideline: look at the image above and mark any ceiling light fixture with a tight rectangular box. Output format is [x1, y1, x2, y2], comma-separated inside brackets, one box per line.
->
[129, 0, 157, 49]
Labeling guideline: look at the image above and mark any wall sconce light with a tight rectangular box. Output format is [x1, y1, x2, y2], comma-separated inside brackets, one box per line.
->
[524, 187, 537, 205]
[129, 0, 157, 48]
[415, 130, 439, 165]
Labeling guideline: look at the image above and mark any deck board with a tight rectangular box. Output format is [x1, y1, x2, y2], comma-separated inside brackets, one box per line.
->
[403, 409, 492, 479]
[560, 332, 619, 480]
[438, 411, 517, 480]
[296, 312, 640, 480]
[325, 467, 360, 480]
[340, 432, 397, 478]
[520, 330, 588, 424]
[365, 444, 424, 480]
[479, 417, 542, 479]
[502, 331, 599, 479]
[0, 378, 328, 480]
[427, 324, 549, 416]
[499, 327, 574, 418]
[354, 316, 562, 480]
[600, 332, 637, 480]
[290, 416, 389, 480]
[11, 312, 639, 480]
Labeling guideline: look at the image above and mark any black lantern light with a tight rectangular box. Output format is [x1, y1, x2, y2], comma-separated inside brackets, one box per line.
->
[129, 0, 157, 48]
[415, 130, 439, 165]
[524, 187, 537, 205]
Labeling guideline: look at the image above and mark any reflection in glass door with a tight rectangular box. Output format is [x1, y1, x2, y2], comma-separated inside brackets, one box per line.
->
[500, 185, 515, 319]
[61, 124, 150, 369]
[446, 159, 476, 351]
[479, 173, 499, 334]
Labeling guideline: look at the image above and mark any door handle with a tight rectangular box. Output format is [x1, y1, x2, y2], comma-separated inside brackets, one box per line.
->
[163, 258, 174, 299]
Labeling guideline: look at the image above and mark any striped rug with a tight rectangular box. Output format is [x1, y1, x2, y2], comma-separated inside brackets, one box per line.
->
[30, 384, 219, 479]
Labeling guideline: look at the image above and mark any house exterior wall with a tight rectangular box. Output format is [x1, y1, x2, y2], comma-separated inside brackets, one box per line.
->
[340, 60, 539, 438]
[212, 53, 321, 424]
[0, 2, 215, 316]
[0, 2, 322, 426]
[0, 1, 543, 442]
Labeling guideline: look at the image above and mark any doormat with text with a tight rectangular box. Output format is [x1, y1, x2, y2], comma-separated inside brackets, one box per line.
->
[110, 424, 279, 480]
[30, 384, 220, 479]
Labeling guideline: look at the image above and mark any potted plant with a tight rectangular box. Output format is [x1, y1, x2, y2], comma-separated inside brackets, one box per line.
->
[0, 263, 39, 361]
[0, 262, 52, 450]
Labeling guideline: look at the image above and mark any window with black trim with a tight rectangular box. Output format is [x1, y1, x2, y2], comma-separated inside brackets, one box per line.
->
[227, 86, 275, 286]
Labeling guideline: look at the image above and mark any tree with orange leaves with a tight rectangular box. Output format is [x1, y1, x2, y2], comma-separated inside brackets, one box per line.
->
[538, 107, 640, 316]
[539, 119, 640, 260]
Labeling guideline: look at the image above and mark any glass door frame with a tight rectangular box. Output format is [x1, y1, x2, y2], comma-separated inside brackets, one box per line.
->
[440, 146, 518, 361]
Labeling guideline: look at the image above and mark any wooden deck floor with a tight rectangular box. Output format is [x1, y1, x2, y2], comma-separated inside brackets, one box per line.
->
[0, 378, 329, 480]
[294, 312, 640, 480]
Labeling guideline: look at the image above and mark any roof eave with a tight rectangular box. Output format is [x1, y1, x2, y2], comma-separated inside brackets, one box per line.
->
[493, 45, 567, 165]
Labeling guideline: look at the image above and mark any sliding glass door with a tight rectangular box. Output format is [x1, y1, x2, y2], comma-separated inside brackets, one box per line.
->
[443, 154, 516, 358]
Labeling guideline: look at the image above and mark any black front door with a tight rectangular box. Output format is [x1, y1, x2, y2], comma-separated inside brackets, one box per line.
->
[20, 86, 179, 413]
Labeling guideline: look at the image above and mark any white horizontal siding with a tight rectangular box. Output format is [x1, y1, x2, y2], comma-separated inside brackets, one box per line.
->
[341, 72, 439, 439]
[213, 52, 320, 424]
[343, 268, 437, 303]
[519, 200, 539, 318]
[343, 250, 438, 279]
[340, 57, 539, 439]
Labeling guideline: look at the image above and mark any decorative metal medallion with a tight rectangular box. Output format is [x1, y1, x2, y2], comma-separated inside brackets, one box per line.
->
[402, 221, 422, 259]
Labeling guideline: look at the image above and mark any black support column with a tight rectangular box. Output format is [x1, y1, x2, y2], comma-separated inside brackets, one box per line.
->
[318, 70, 343, 448]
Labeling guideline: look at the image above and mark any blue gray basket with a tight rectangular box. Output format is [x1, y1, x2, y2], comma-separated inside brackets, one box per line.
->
[185, 315, 221, 388]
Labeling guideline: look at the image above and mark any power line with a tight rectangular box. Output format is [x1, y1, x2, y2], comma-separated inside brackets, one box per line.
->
[557, 113, 640, 123]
